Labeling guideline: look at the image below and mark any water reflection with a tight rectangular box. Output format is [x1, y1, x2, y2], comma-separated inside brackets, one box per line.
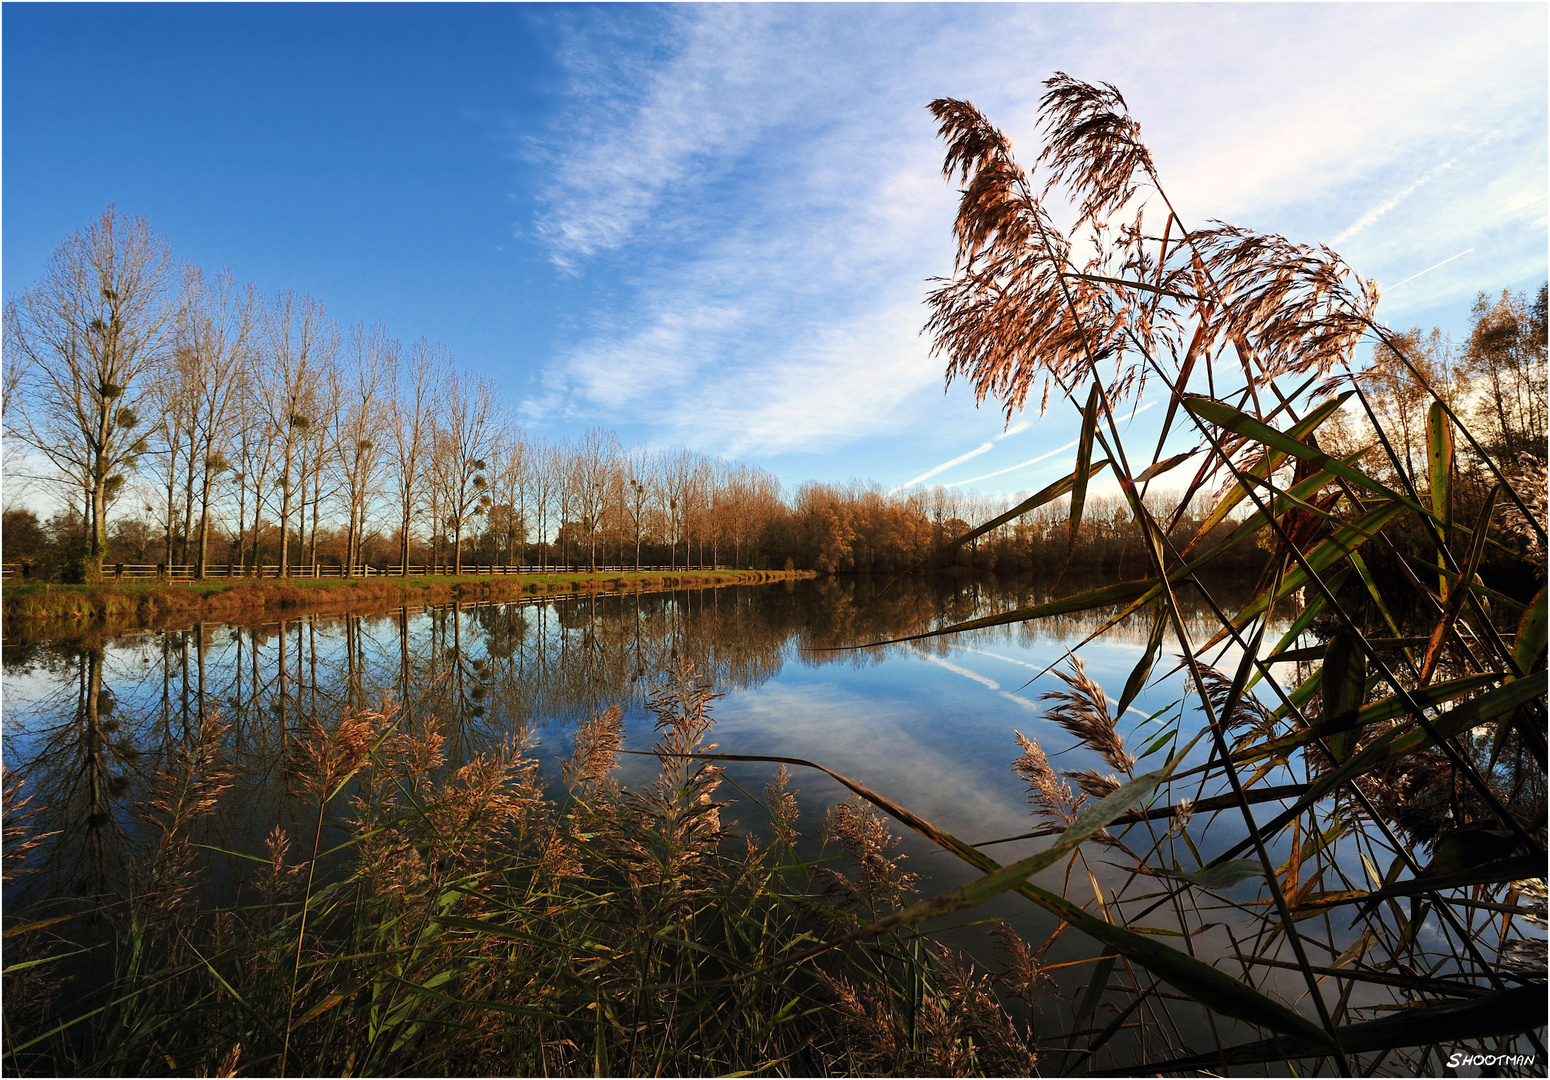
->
[2, 574, 1257, 909]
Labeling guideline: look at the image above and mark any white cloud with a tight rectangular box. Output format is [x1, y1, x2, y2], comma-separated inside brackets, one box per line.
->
[517, 4, 1546, 470]
[946, 439, 1079, 490]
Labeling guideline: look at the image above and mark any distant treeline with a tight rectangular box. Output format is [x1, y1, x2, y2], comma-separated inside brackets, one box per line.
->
[1, 481, 1267, 582]
[3, 207, 1542, 589]
[0, 206, 1259, 584]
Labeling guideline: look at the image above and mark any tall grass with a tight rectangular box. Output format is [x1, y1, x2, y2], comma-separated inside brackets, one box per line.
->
[759, 75, 1546, 1072]
[3, 661, 1051, 1077]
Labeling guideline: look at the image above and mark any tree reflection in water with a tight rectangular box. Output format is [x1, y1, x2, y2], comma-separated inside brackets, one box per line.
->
[2, 574, 1245, 909]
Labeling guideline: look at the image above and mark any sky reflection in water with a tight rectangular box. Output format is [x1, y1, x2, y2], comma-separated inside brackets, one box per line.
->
[2, 575, 1275, 937]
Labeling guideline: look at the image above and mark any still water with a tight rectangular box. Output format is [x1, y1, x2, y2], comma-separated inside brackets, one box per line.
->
[2, 574, 1268, 919]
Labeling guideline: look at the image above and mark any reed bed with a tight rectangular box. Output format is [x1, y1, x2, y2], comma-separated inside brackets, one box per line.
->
[3, 661, 1053, 1077]
[761, 74, 1545, 1073]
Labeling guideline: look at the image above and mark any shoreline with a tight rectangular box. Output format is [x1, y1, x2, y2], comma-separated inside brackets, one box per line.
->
[1, 569, 815, 643]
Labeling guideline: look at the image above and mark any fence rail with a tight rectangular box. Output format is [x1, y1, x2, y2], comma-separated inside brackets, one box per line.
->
[1, 562, 736, 581]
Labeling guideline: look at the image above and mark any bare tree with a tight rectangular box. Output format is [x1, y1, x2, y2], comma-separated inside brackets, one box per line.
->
[488, 426, 530, 566]
[439, 373, 496, 574]
[147, 350, 198, 569]
[572, 426, 621, 571]
[622, 448, 657, 570]
[527, 437, 559, 572]
[331, 324, 395, 575]
[231, 382, 278, 574]
[658, 449, 700, 570]
[258, 290, 334, 576]
[177, 268, 259, 577]
[388, 338, 445, 574]
[5, 206, 179, 579]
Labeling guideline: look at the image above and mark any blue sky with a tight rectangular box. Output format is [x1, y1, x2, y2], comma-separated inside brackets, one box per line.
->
[5, 3, 1546, 502]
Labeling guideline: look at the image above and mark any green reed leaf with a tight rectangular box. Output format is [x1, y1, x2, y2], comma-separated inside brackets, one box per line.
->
[1421, 485, 1498, 682]
[1293, 854, 1546, 909]
[1117, 984, 1546, 1072]
[1427, 399, 1454, 598]
[1186, 394, 1431, 517]
[1204, 501, 1405, 648]
[1210, 672, 1547, 866]
[671, 742, 1333, 1049]
[1132, 451, 1193, 484]
[1114, 604, 1167, 722]
[1073, 949, 1119, 1027]
[821, 737, 1203, 948]
[1157, 859, 1265, 890]
[863, 577, 1160, 646]
[927, 460, 1111, 564]
[1068, 381, 1100, 553]
[1513, 585, 1546, 678]
[1240, 673, 1499, 766]
[1321, 632, 1366, 762]
[1186, 392, 1352, 547]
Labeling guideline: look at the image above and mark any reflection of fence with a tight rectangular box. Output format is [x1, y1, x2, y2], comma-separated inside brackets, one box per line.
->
[1, 563, 734, 581]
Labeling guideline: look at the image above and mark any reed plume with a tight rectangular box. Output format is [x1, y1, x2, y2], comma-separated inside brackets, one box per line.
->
[1042, 653, 1134, 773]
[1012, 729, 1080, 829]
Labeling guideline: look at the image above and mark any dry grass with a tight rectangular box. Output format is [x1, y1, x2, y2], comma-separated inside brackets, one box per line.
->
[3, 661, 1054, 1077]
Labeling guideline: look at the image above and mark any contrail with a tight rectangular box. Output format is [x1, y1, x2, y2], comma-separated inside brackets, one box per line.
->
[945, 439, 1079, 488]
[888, 441, 994, 494]
[945, 401, 1156, 489]
[1384, 247, 1475, 293]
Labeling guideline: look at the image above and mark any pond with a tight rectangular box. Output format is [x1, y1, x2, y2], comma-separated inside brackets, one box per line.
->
[3, 575, 1275, 937]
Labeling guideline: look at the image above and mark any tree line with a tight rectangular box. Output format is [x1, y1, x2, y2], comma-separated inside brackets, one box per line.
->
[0, 208, 798, 580]
[3, 207, 1541, 587]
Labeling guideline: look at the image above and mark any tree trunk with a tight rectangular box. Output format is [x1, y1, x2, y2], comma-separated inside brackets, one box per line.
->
[87, 481, 107, 583]
[279, 441, 295, 577]
[310, 468, 320, 575]
[196, 459, 214, 579]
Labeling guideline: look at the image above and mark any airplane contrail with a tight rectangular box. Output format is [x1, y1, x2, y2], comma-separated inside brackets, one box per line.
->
[888, 441, 995, 494]
[1384, 247, 1474, 292]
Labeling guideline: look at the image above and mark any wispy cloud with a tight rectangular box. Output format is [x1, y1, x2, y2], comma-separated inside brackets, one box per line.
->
[1383, 248, 1476, 295]
[1331, 133, 1497, 246]
[906, 647, 1000, 690]
[517, 4, 1546, 479]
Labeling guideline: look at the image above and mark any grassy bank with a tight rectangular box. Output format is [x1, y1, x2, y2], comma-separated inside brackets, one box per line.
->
[1, 569, 814, 641]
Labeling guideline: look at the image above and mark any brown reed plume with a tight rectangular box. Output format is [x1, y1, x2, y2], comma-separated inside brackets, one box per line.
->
[1192, 661, 1278, 750]
[1041, 653, 1134, 773]
[1011, 729, 1080, 830]
[134, 716, 232, 922]
[927, 81, 1378, 426]
[2, 765, 53, 885]
[989, 920, 1054, 1013]
[765, 763, 800, 851]
[817, 796, 920, 914]
[563, 704, 624, 791]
